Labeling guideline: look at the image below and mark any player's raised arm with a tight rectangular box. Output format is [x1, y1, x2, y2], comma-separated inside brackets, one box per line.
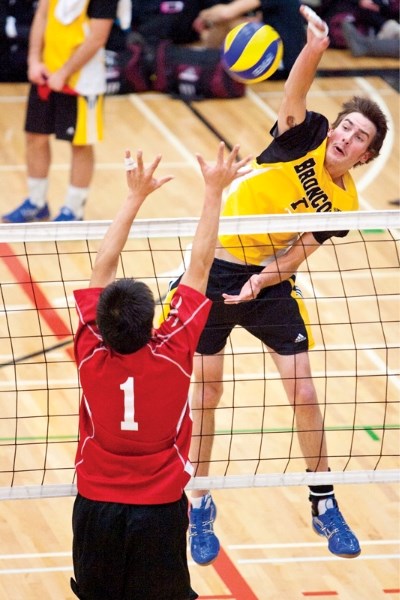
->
[89, 150, 173, 289]
[181, 142, 252, 295]
[277, 4, 330, 136]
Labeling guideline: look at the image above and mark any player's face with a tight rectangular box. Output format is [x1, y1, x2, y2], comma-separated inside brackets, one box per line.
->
[325, 112, 377, 177]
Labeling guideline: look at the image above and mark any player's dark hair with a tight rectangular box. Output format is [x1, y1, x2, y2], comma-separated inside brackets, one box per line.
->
[331, 96, 388, 165]
[96, 278, 155, 354]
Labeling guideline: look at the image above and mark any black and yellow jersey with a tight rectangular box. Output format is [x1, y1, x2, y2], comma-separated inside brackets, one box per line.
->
[219, 111, 358, 266]
[43, 0, 117, 95]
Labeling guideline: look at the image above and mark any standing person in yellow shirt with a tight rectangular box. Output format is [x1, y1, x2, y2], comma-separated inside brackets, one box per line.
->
[2, 0, 119, 223]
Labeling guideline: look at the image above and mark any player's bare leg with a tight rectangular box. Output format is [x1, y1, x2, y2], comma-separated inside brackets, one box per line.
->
[54, 144, 94, 221]
[271, 351, 328, 472]
[189, 351, 224, 565]
[271, 349, 361, 558]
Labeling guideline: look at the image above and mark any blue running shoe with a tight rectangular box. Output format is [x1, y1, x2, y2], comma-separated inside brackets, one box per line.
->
[312, 499, 361, 558]
[189, 494, 220, 565]
[2, 198, 50, 223]
[53, 206, 82, 222]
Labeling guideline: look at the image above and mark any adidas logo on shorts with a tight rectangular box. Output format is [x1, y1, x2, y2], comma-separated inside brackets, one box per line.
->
[294, 333, 307, 343]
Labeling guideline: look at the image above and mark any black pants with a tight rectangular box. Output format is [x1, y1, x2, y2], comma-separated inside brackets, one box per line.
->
[71, 493, 198, 600]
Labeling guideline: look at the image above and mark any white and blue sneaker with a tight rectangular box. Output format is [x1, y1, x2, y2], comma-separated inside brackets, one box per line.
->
[53, 206, 82, 222]
[2, 198, 50, 223]
[312, 498, 361, 558]
[189, 493, 220, 565]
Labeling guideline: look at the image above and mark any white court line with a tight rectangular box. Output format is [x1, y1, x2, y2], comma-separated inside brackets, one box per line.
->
[0, 540, 397, 560]
[0, 366, 398, 391]
[0, 92, 167, 104]
[0, 86, 394, 105]
[0, 541, 398, 573]
[354, 77, 396, 197]
[0, 566, 72, 575]
[128, 94, 200, 168]
[0, 339, 397, 365]
[0, 552, 71, 560]
[246, 87, 278, 122]
[4, 555, 400, 573]
[0, 379, 79, 387]
[0, 95, 31, 103]
[237, 553, 400, 565]
[7, 556, 400, 574]
[229, 539, 400, 549]
[256, 87, 396, 99]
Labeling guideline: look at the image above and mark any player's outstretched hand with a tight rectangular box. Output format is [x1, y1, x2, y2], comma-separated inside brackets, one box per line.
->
[300, 4, 330, 48]
[124, 149, 174, 203]
[222, 273, 264, 304]
[196, 142, 252, 193]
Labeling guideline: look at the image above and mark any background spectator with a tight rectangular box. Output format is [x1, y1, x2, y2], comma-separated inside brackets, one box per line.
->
[342, 17, 399, 57]
[318, 0, 400, 48]
[2, 0, 118, 223]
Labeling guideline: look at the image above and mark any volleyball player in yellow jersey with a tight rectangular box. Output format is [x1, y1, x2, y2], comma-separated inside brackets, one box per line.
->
[2, 0, 118, 223]
[187, 5, 389, 566]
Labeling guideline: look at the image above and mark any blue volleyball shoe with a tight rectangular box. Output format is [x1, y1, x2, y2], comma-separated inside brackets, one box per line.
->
[53, 206, 82, 221]
[189, 494, 220, 565]
[2, 198, 50, 223]
[312, 499, 361, 558]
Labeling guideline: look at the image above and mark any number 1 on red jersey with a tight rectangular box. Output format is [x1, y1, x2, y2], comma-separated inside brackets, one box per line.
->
[120, 376, 139, 431]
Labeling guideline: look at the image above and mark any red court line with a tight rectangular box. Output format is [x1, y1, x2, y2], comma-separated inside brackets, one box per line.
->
[0, 243, 74, 360]
[384, 590, 400, 594]
[212, 547, 259, 600]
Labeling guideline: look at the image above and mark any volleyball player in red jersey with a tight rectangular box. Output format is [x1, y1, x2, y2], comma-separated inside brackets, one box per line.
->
[70, 142, 251, 600]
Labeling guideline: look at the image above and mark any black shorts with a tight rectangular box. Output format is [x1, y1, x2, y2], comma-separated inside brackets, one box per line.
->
[71, 493, 198, 600]
[25, 84, 104, 144]
[193, 258, 313, 356]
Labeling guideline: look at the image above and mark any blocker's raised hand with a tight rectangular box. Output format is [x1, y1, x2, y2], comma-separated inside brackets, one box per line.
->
[125, 149, 174, 203]
[196, 142, 252, 193]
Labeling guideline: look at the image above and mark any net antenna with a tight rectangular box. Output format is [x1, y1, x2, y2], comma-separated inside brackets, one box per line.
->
[0, 210, 399, 500]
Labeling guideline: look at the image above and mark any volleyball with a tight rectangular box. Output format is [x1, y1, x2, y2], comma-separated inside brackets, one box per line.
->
[221, 22, 283, 84]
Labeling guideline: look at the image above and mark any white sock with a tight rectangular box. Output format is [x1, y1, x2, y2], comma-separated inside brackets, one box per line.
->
[27, 177, 48, 207]
[318, 497, 335, 515]
[64, 185, 88, 217]
[191, 493, 210, 509]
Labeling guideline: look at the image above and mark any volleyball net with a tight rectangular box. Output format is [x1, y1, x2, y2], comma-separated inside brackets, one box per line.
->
[0, 210, 399, 500]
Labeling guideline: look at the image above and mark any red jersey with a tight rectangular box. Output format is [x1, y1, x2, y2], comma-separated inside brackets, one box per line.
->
[73, 284, 211, 504]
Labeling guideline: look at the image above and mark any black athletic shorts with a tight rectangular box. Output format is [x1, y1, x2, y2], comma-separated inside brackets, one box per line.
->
[71, 492, 198, 600]
[24, 84, 104, 144]
[179, 258, 313, 356]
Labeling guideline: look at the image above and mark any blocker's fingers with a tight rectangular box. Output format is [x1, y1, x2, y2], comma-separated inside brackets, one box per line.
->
[124, 156, 137, 171]
[149, 153, 162, 172]
[228, 144, 241, 163]
[301, 4, 329, 38]
[216, 140, 226, 164]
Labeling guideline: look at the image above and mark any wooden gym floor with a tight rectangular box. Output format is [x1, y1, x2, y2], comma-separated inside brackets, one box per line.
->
[0, 49, 399, 599]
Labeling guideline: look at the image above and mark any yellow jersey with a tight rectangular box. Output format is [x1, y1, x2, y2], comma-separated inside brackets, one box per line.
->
[219, 111, 358, 266]
[43, 0, 117, 95]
